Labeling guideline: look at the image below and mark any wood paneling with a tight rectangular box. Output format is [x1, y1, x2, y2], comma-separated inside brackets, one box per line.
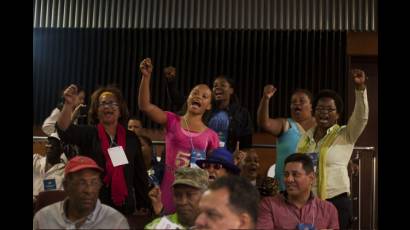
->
[347, 32, 378, 56]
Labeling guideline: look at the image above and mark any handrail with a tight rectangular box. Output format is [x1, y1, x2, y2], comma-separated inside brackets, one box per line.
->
[33, 136, 375, 150]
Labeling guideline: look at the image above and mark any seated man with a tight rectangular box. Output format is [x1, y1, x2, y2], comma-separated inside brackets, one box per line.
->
[256, 153, 339, 230]
[33, 156, 129, 229]
[196, 148, 240, 182]
[195, 175, 260, 230]
[145, 167, 209, 229]
[33, 134, 67, 201]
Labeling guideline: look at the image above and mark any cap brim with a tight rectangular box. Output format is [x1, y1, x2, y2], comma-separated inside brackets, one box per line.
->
[66, 165, 104, 175]
[196, 159, 240, 175]
[172, 179, 204, 190]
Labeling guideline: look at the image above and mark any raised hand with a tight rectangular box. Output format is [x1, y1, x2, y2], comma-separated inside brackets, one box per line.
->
[352, 69, 366, 90]
[71, 104, 86, 120]
[148, 186, 163, 215]
[163, 66, 176, 80]
[233, 141, 246, 166]
[140, 58, 153, 78]
[63, 84, 79, 107]
[263, 85, 277, 99]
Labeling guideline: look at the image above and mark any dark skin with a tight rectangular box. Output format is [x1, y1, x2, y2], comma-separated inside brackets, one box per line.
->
[164, 66, 234, 110]
[63, 169, 102, 228]
[45, 138, 63, 172]
[313, 69, 367, 142]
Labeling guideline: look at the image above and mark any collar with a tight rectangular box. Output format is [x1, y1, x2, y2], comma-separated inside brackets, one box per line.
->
[306, 124, 340, 139]
[281, 191, 315, 206]
[61, 198, 102, 226]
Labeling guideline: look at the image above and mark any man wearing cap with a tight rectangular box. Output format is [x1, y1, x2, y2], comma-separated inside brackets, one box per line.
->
[33, 156, 130, 229]
[33, 134, 67, 201]
[145, 167, 209, 229]
[196, 148, 240, 182]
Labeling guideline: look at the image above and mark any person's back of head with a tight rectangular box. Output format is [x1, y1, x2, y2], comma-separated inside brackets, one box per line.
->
[195, 175, 260, 229]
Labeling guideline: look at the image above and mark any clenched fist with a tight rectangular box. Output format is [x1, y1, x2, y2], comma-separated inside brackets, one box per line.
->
[140, 58, 153, 78]
[351, 69, 367, 90]
[263, 84, 277, 99]
[163, 66, 176, 80]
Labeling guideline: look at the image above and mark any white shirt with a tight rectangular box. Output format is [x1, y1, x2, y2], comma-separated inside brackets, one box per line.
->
[33, 199, 130, 229]
[33, 153, 67, 199]
[297, 89, 369, 198]
[42, 108, 61, 136]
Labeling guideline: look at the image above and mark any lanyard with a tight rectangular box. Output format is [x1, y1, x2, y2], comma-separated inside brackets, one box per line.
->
[183, 117, 207, 152]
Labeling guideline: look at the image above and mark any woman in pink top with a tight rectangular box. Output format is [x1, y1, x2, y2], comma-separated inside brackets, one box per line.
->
[138, 58, 219, 214]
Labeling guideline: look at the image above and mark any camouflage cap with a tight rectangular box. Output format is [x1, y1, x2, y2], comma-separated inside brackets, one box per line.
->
[172, 167, 209, 190]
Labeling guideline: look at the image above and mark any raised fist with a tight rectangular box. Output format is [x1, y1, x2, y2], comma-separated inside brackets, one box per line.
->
[63, 84, 79, 106]
[351, 69, 366, 90]
[163, 66, 176, 80]
[140, 58, 153, 77]
[263, 85, 277, 99]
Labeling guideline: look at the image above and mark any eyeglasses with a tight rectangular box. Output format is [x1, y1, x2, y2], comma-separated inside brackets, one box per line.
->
[315, 107, 337, 114]
[73, 180, 102, 190]
[98, 101, 119, 108]
[201, 163, 223, 170]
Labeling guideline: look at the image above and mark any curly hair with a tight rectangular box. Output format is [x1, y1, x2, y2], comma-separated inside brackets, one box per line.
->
[88, 86, 129, 126]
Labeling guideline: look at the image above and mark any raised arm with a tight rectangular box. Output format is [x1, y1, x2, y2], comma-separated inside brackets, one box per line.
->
[257, 85, 286, 136]
[138, 58, 168, 125]
[164, 66, 185, 111]
[346, 69, 369, 143]
[57, 84, 79, 131]
[42, 108, 61, 135]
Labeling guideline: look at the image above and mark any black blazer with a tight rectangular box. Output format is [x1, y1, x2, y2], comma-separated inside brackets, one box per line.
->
[57, 124, 152, 215]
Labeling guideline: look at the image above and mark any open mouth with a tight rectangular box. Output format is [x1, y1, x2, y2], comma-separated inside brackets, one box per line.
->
[214, 90, 224, 99]
[191, 101, 201, 109]
[208, 175, 216, 181]
[318, 116, 329, 124]
[249, 166, 258, 174]
[293, 108, 302, 115]
[103, 111, 114, 117]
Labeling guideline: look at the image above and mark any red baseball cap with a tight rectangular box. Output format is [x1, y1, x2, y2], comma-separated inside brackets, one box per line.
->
[65, 156, 104, 176]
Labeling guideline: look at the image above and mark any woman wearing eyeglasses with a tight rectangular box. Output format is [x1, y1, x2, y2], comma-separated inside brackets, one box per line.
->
[56, 85, 153, 216]
[297, 69, 369, 229]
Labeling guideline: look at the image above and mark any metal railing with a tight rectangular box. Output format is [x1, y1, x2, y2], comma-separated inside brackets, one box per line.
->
[34, 136, 375, 150]
[33, 135, 377, 229]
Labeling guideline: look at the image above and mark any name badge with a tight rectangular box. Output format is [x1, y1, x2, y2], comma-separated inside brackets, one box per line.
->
[155, 216, 184, 229]
[190, 149, 206, 168]
[43, 179, 57, 191]
[219, 141, 225, 148]
[108, 146, 129, 167]
[308, 152, 319, 173]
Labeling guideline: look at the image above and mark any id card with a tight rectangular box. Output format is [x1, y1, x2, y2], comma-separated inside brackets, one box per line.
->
[190, 149, 206, 168]
[296, 223, 316, 230]
[155, 216, 184, 229]
[43, 179, 57, 191]
[108, 146, 129, 167]
[308, 152, 319, 173]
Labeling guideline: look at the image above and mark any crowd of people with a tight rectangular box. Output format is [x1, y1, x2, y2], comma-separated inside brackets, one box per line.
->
[33, 57, 369, 229]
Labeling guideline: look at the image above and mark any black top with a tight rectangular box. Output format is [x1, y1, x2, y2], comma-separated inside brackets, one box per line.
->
[57, 124, 152, 215]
